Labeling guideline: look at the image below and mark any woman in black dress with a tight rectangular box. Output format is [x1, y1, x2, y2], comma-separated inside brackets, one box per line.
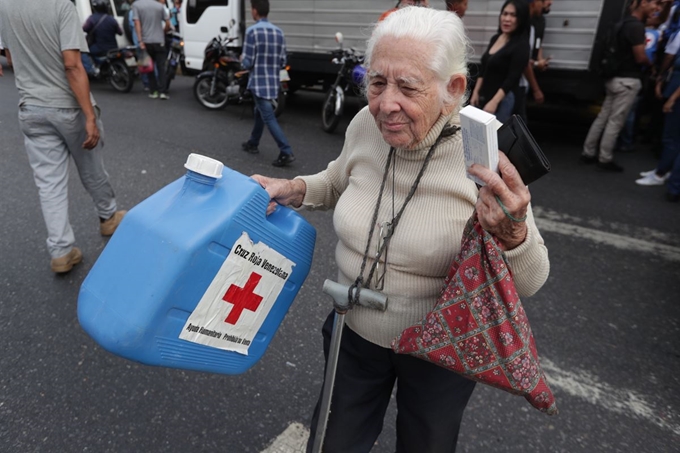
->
[470, 0, 530, 122]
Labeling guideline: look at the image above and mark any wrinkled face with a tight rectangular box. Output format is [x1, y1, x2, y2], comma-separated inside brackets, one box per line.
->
[500, 3, 518, 34]
[367, 37, 448, 149]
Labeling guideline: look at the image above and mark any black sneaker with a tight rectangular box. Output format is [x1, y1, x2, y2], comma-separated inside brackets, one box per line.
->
[241, 142, 259, 154]
[579, 154, 597, 164]
[272, 153, 296, 167]
[596, 161, 624, 172]
[666, 192, 680, 203]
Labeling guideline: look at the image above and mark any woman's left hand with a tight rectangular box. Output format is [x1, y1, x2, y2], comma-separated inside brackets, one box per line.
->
[467, 152, 530, 250]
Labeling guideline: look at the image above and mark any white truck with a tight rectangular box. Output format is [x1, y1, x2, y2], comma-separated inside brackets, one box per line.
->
[72, 0, 629, 104]
[178, 0, 629, 103]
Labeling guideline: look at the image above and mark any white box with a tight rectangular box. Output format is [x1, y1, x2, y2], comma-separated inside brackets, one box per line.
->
[460, 105, 501, 186]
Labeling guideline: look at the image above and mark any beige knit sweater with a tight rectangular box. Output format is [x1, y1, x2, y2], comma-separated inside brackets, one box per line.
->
[298, 107, 550, 348]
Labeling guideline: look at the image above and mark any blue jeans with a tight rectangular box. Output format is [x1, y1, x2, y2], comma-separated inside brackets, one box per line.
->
[668, 152, 680, 196]
[81, 53, 97, 76]
[247, 95, 292, 155]
[617, 94, 641, 150]
[495, 90, 515, 124]
[658, 98, 680, 176]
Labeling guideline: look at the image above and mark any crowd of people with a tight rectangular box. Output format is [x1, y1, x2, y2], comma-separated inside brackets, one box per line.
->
[82, 0, 181, 97]
[581, 0, 680, 202]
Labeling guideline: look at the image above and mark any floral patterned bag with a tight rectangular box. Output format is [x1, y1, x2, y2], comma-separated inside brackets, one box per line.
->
[391, 213, 557, 415]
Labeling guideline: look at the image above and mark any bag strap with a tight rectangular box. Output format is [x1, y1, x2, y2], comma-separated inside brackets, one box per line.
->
[348, 124, 460, 307]
[88, 14, 108, 39]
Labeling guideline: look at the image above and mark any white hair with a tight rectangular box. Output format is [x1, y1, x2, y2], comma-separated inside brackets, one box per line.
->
[364, 6, 471, 108]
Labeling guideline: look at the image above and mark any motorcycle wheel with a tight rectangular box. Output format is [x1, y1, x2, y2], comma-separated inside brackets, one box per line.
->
[274, 86, 286, 118]
[193, 74, 229, 110]
[321, 87, 342, 133]
[164, 58, 177, 92]
[108, 61, 134, 93]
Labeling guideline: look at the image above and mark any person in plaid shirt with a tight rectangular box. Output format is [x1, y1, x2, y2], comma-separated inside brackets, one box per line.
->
[241, 0, 295, 167]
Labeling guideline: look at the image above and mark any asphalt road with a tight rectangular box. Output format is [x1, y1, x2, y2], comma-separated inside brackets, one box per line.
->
[0, 67, 679, 453]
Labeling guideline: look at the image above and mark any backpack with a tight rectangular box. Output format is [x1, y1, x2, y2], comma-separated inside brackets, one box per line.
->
[598, 18, 633, 79]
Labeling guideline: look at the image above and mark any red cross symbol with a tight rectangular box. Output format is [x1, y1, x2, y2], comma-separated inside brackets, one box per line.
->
[222, 273, 264, 325]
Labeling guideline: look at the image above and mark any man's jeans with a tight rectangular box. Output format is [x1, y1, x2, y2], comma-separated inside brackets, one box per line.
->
[145, 43, 168, 94]
[583, 77, 641, 163]
[247, 95, 292, 155]
[18, 105, 117, 258]
[658, 97, 680, 175]
[668, 151, 680, 196]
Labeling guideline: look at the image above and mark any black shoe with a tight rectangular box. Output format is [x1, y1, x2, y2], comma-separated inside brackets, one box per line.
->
[241, 142, 259, 154]
[666, 192, 680, 203]
[272, 153, 296, 167]
[596, 161, 624, 172]
[579, 154, 597, 165]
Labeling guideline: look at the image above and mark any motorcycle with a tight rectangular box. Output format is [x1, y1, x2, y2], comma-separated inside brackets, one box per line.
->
[92, 46, 136, 93]
[321, 32, 366, 133]
[192, 26, 288, 116]
[163, 31, 184, 92]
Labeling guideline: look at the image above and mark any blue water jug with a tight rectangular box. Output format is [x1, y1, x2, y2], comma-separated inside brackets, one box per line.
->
[78, 154, 316, 375]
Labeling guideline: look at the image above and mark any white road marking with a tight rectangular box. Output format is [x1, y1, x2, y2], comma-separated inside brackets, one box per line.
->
[541, 358, 680, 436]
[262, 210, 680, 452]
[532, 206, 680, 247]
[261, 422, 309, 453]
[535, 218, 680, 261]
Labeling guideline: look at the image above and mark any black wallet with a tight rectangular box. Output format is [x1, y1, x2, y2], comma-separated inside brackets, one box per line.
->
[497, 114, 551, 185]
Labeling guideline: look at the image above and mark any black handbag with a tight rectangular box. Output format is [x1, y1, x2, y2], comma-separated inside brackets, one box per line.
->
[497, 114, 551, 185]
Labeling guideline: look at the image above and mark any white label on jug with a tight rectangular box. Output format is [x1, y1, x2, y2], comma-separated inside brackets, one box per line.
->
[179, 232, 295, 355]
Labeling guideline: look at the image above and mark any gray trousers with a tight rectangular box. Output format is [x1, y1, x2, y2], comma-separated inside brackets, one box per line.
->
[18, 105, 117, 259]
[583, 77, 642, 163]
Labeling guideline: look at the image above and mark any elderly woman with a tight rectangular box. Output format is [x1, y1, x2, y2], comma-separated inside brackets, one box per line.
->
[253, 7, 549, 452]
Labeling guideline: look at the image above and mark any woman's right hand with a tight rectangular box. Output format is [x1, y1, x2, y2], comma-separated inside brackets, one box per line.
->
[470, 92, 479, 107]
[663, 97, 677, 114]
[482, 99, 498, 114]
[251, 174, 307, 215]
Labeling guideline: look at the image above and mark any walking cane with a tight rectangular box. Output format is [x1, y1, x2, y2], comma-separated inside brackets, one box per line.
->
[311, 279, 388, 453]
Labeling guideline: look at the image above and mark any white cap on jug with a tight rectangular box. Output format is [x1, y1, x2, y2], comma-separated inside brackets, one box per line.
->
[184, 153, 224, 179]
